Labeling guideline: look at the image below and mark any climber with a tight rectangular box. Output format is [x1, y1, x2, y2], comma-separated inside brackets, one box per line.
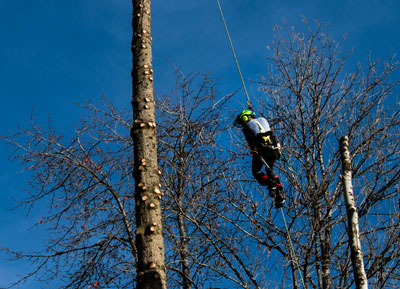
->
[234, 109, 285, 208]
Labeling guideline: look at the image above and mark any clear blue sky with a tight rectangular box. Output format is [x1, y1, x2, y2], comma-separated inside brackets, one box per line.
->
[0, 0, 399, 287]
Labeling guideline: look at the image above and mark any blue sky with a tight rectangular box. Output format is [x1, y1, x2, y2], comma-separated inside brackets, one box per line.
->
[0, 0, 399, 287]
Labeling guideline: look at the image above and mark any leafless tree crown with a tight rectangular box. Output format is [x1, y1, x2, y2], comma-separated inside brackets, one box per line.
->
[2, 18, 400, 289]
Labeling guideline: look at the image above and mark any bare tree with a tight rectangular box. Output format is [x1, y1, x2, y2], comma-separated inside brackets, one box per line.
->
[131, 0, 167, 288]
[3, 13, 400, 289]
[2, 100, 137, 288]
[1, 71, 253, 289]
[155, 70, 290, 289]
[254, 18, 400, 288]
[156, 69, 267, 289]
[157, 70, 234, 289]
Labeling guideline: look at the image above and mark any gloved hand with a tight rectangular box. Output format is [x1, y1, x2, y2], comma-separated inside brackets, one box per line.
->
[271, 142, 283, 159]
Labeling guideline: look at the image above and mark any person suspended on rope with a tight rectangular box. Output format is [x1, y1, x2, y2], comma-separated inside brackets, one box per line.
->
[234, 108, 285, 208]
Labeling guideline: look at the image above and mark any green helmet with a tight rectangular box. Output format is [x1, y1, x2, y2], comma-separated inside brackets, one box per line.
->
[233, 109, 255, 127]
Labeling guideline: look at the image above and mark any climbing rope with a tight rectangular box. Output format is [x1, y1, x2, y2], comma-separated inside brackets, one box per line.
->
[216, 2, 306, 287]
[216, 0, 251, 108]
[258, 154, 306, 288]
[281, 151, 302, 180]
[281, 208, 307, 289]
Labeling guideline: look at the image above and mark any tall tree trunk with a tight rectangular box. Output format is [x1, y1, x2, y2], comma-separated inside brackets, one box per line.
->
[131, 0, 167, 288]
[339, 136, 368, 289]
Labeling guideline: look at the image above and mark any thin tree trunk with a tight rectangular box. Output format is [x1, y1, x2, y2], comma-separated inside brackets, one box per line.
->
[339, 136, 368, 289]
[315, 201, 332, 289]
[131, 0, 167, 288]
[177, 209, 191, 289]
[176, 127, 192, 289]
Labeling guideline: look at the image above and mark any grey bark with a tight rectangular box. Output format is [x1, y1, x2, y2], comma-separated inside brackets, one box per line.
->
[339, 136, 368, 289]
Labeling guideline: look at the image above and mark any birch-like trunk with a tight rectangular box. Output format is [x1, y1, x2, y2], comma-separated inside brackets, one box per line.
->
[131, 0, 167, 288]
[339, 136, 368, 289]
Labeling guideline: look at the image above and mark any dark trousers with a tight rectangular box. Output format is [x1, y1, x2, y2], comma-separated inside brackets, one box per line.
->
[252, 149, 281, 190]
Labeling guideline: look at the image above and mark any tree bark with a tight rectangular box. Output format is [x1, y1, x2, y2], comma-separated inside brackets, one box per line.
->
[131, 0, 167, 288]
[339, 136, 368, 289]
[177, 208, 191, 289]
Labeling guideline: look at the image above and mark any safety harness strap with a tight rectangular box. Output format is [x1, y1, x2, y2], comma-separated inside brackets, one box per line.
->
[253, 119, 267, 134]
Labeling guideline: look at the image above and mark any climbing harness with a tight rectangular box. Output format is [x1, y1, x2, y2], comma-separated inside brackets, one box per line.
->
[216, 1, 306, 288]
[216, 0, 251, 108]
[253, 120, 283, 159]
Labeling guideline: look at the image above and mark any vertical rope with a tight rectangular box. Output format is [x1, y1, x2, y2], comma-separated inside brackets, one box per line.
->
[216, 0, 251, 108]
[258, 157, 306, 288]
[216, 2, 305, 287]
[281, 208, 307, 289]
